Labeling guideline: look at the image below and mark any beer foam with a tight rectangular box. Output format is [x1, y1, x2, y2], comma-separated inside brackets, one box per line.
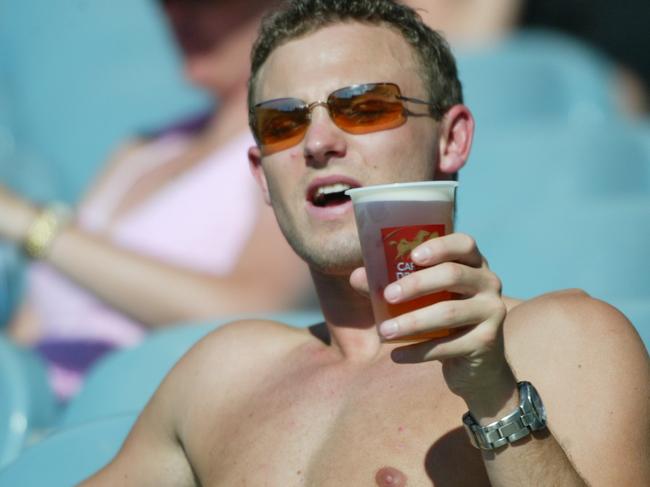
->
[346, 181, 457, 203]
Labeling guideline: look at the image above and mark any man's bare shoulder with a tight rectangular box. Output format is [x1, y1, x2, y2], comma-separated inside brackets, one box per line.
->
[179, 318, 316, 373]
[133, 319, 320, 443]
[80, 319, 318, 486]
[503, 288, 648, 396]
[504, 288, 645, 350]
[502, 290, 649, 482]
[200, 317, 314, 346]
[160, 319, 319, 403]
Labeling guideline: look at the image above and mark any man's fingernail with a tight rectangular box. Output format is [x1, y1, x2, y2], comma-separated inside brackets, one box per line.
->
[380, 320, 399, 338]
[411, 247, 431, 262]
[384, 284, 402, 302]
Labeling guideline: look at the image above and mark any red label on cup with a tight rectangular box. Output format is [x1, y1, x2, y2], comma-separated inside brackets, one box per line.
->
[381, 224, 446, 282]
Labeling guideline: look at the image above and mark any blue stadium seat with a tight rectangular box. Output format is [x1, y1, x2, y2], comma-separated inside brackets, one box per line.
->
[0, 413, 136, 487]
[461, 121, 649, 206]
[636, 121, 650, 184]
[0, 0, 211, 203]
[456, 29, 617, 128]
[0, 244, 25, 329]
[457, 121, 650, 301]
[59, 322, 216, 428]
[495, 197, 650, 301]
[59, 310, 324, 427]
[0, 335, 59, 468]
[459, 193, 650, 301]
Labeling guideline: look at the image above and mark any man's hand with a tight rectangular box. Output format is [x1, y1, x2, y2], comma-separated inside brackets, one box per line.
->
[350, 232, 517, 419]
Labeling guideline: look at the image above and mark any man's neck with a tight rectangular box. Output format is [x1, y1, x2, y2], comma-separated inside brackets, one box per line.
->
[310, 268, 385, 362]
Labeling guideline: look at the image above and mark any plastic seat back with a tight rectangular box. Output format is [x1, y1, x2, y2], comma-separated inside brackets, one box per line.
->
[0, 413, 136, 487]
[456, 29, 616, 128]
[458, 121, 650, 301]
[0, 0, 211, 202]
[0, 336, 58, 468]
[484, 197, 650, 301]
[0, 244, 25, 330]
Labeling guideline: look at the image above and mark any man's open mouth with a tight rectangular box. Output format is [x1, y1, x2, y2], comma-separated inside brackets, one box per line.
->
[311, 183, 354, 207]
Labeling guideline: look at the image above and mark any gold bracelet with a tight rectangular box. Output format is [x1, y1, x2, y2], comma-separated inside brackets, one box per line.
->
[23, 203, 71, 259]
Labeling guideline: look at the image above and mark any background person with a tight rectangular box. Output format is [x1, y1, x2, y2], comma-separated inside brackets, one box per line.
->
[521, 0, 650, 115]
[0, 0, 313, 401]
[403, 0, 524, 49]
[405, 0, 649, 116]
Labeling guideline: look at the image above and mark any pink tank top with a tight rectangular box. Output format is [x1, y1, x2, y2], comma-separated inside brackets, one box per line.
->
[27, 131, 260, 398]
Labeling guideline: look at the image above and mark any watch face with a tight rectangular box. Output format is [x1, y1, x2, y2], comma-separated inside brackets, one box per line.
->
[528, 383, 547, 422]
[532, 394, 547, 421]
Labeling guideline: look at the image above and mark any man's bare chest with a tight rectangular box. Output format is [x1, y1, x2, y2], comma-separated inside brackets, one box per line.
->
[185, 359, 489, 486]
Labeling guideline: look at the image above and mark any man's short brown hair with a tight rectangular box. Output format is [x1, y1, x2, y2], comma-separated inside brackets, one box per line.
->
[247, 0, 463, 128]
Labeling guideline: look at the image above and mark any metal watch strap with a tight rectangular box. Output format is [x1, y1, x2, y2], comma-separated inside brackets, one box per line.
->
[462, 381, 547, 450]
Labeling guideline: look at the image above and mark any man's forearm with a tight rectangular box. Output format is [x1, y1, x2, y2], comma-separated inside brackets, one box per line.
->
[482, 430, 587, 487]
[462, 371, 587, 486]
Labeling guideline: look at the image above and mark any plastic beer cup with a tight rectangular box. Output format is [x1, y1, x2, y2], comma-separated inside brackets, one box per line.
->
[346, 181, 457, 342]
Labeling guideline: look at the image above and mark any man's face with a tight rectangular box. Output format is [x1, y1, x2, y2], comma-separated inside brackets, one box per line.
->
[250, 22, 441, 275]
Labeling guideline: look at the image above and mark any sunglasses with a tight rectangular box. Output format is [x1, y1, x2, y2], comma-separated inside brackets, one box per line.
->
[250, 82, 443, 155]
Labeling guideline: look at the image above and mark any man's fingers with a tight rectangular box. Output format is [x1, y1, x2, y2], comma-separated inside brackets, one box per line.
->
[412, 233, 485, 268]
[378, 295, 504, 341]
[390, 318, 503, 364]
[384, 263, 502, 304]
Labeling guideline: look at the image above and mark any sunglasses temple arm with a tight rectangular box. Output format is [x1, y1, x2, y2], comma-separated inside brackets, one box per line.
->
[398, 95, 444, 118]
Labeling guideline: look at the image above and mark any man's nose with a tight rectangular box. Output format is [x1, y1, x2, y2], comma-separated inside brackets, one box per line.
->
[303, 106, 347, 166]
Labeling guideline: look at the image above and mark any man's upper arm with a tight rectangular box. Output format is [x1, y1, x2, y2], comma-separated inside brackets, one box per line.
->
[78, 319, 299, 486]
[77, 331, 208, 487]
[79, 402, 194, 486]
[506, 291, 650, 486]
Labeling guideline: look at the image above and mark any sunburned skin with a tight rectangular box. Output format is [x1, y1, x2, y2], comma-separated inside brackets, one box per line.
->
[376, 466, 408, 487]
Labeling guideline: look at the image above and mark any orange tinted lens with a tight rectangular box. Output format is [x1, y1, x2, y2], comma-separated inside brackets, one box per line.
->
[254, 100, 309, 155]
[329, 84, 406, 134]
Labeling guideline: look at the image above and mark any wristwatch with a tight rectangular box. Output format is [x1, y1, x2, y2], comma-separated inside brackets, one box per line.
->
[462, 381, 547, 450]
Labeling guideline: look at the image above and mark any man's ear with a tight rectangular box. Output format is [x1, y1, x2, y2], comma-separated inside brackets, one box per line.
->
[248, 145, 272, 205]
[437, 104, 475, 175]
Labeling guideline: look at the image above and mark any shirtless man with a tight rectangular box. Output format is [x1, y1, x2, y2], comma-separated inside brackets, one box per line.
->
[81, 1, 649, 485]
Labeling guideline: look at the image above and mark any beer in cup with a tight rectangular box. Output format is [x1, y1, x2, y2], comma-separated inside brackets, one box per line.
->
[346, 181, 457, 342]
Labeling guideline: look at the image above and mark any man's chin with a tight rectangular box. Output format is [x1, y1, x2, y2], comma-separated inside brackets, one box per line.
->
[295, 242, 363, 277]
[308, 259, 363, 277]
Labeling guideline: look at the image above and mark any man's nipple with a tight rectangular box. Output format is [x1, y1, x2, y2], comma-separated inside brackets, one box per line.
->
[375, 466, 408, 487]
